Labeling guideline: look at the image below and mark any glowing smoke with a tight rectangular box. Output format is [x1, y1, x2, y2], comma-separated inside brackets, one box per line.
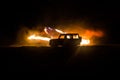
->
[28, 34, 50, 41]
[14, 23, 104, 47]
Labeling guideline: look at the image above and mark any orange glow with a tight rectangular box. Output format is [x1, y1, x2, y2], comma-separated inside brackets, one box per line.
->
[27, 28, 91, 45]
[81, 38, 90, 45]
[83, 30, 103, 38]
[54, 29, 91, 45]
[16, 23, 104, 47]
[55, 29, 66, 34]
[28, 34, 50, 41]
[28, 34, 91, 45]
[44, 28, 48, 34]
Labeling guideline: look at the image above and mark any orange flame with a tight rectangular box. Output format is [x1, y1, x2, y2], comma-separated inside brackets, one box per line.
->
[81, 38, 90, 45]
[55, 28, 91, 45]
[55, 29, 66, 34]
[84, 30, 103, 38]
[44, 28, 49, 34]
[28, 34, 50, 41]
[27, 28, 91, 46]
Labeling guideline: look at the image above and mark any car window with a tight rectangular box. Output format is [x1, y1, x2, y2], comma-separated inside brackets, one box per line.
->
[59, 35, 65, 39]
[73, 35, 79, 39]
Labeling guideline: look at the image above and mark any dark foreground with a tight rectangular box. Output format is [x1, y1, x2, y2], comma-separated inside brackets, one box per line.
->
[6, 45, 120, 75]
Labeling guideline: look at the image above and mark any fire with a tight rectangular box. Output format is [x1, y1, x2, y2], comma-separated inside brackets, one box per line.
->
[81, 38, 90, 45]
[55, 29, 66, 34]
[27, 28, 91, 46]
[44, 27, 49, 34]
[28, 34, 50, 41]
[54, 28, 91, 45]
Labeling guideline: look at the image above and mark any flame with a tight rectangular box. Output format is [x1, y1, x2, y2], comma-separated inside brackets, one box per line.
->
[27, 27, 93, 46]
[84, 30, 103, 38]
[28, 34, 50, 41]
[44, 27, 49, 34]
[55, 28, 90, 45]
[81, 38, 90, 45]
[55, 29, 66, 34]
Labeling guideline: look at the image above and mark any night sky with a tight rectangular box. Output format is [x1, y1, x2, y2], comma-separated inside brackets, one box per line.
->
[2, 0, 120, 45]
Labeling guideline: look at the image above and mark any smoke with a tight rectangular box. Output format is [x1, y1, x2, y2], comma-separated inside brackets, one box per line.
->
[55, 23, 104, 45]
[12, 26, 49, 47]
[57, 23, 103, 35]
[12, 21, 104, 47]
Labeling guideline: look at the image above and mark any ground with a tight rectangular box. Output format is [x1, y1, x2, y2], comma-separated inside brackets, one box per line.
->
[6, 45, 120, 76]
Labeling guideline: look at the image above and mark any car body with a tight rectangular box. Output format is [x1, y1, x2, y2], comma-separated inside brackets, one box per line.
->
[49, 33, 82, 47]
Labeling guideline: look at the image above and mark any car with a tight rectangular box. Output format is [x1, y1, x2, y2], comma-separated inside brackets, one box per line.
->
[49, 33, 82, 47]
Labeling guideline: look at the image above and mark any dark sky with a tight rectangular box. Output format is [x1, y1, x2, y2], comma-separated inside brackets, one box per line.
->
[2, 0, 120, 45]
